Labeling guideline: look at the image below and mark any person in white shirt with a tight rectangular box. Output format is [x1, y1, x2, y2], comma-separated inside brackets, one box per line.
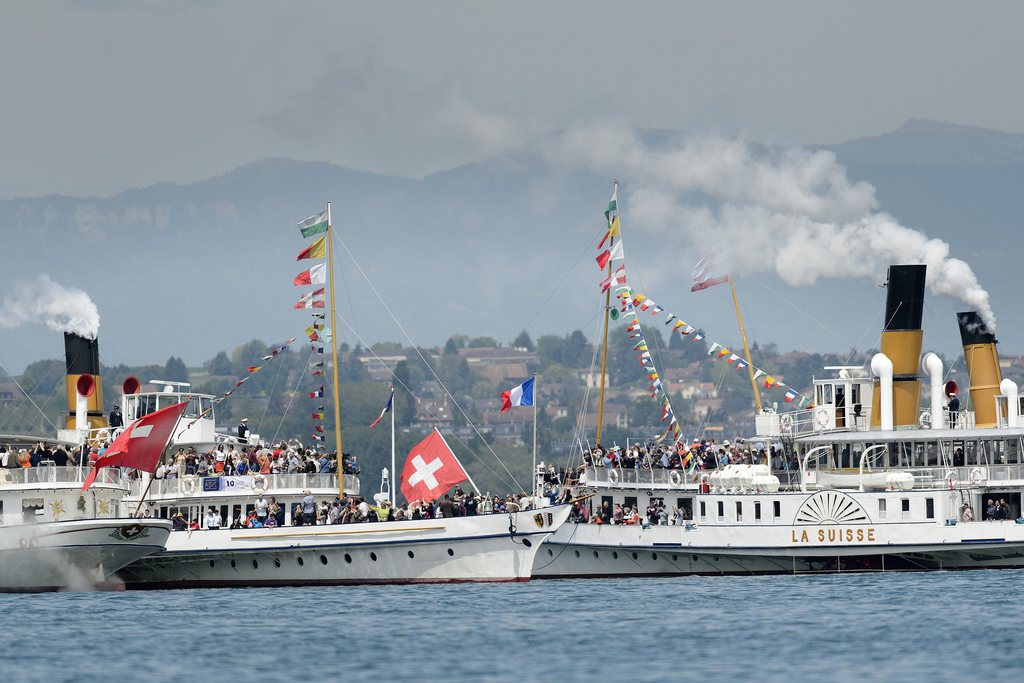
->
[254, 495, 269, 522]
[204, 507, 222, 529]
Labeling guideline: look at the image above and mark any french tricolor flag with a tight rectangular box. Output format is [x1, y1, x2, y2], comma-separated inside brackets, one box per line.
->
[500, 377, 535, 412]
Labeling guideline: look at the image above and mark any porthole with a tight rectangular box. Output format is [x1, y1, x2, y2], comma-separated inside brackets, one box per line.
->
[344, 553, 352, 564]
[574, 550, 580, 558]
[447, 548, 454, 556]
[522, 538, 532, 548]
[692, 555, 698, 562]
[230, 559, 236, 568]
[651, 553, 658, 561]
[320, 554, 328, 565]
[297, 556, 304, 566]
[612, 551, 619, 559]
[209, 560, 215, 568]
[631, 552, 638, 560]
[252, 560, 259, 569]
[593, 551, 599, 559]
[370, 552, 378, 562]
[274, 558, 281, 568]
[672, 555, 678, 562]
[408, 551, 415, 559]
[547, 549, 553, 557]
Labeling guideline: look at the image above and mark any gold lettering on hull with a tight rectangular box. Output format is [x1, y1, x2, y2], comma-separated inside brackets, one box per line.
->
[790, 527, 876, 543]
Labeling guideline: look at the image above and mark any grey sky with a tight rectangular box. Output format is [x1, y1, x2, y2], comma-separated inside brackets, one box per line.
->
[3, 0, 1023, 199]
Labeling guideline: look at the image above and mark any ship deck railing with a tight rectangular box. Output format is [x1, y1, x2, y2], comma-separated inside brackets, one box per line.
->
[0, 464, 121, 487]
[126, 472, 361, 498]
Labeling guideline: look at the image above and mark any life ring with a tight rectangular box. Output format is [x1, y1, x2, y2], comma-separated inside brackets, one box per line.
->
[969, 467, 985, 485]
[669, 470, 683, 486]
[918, 410, 931, 429]
[815, 408, 830, 429]
[779, 413, 794, 434]
[182, 475, 198, 495]
[944, 469, 958, 487]
[608, 469, 620, 483]
[252, 473, 268, 494]
[699, 473, 710, 494]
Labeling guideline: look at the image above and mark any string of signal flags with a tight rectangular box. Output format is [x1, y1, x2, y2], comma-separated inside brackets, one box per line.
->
[293, 208, 332, 443]
[594, 183, 812, 422]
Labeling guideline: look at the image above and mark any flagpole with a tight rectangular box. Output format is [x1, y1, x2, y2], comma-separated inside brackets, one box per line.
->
[390, 386, 396, 506]
[730, 278, 763, 413]
[133, 409, 185, 517]
[435, 428, 480, 494]
[326, 201, 345, 498]
[595, 181, 618, 447]
[532, 373, 538, 498]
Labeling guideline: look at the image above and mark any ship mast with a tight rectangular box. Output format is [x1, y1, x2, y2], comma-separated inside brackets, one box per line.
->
[595, 181, 618, 447]
[326, 202, 345, 498]
[730, 279, 763, 413]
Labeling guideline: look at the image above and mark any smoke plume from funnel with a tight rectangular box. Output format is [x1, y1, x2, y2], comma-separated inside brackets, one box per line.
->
[545, 122, 996, 329]
[0, 275, 100, 339]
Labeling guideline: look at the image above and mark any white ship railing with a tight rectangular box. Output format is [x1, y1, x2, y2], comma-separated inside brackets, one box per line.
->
[127, 472, 361, 497]
[0, 465, 121, 486]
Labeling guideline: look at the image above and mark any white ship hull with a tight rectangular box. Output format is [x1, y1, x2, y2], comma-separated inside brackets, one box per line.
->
[0, 518, 172, 592]
[119, 506, 571, 588]
[534, 513, 1024, 577]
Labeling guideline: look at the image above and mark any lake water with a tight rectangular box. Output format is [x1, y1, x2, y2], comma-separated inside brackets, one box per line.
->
[4, 571, 1022, 681]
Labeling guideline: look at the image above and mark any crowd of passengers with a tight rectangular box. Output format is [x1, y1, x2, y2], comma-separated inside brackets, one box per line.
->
[171, 485, 563, 531]
[151, 443, 361, 479]
[0, 442, 85, 468]
[578, 438, 799, 474]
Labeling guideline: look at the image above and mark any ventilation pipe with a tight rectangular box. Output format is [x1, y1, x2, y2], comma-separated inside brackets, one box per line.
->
[871, 352, 894, 431]
[1000, 378, 1019, 428]
[921, 352, 945, 430]
[871, 265, 926, 428]
[958, 311, 1002, 428]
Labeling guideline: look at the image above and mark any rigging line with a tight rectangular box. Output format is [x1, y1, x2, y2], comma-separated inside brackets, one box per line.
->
[330, 307, 522, 493]
[336, 248, 358, 347]
[256, 345, 291, 437]
[567, 307, 604, 474]
[518, 224, 610, 336]
[333, 234, 523, 490]
[269, 348, 316, 446]
[840, 304, 884, 369]
[0, 352, 62, 435]
[747, 273, 850, 347]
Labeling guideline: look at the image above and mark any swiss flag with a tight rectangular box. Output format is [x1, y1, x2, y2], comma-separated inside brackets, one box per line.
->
[82, 400, 189, 490]
[400, 429, 469, 504]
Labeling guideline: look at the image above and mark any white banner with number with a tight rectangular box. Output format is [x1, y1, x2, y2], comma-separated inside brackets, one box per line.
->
[218, 476, 255, 492]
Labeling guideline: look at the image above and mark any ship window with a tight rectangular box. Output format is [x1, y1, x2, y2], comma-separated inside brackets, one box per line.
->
[879, 498, 887, 519]
[716, 501, 724, 520]
[818, 385, 833, 405]
[735, 501, 743, 522]
[182, 396, 201, 418]
[754, 502, 762, 521]
[699, 501, 706, 520]
[901, 498, 910, 520]
[200, 397, 214, 420]
[22, 499, 43, 524]
[926, 498, 935, 519]
[773, 501, 781, 519]
[137, 395, 156, 417]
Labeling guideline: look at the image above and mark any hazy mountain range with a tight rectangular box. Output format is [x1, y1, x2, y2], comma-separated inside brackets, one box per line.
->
[2, 118, 1023, 376]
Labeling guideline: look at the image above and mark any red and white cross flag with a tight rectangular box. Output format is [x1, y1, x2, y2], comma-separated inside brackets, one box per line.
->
[400, 428, 469, 504]
[82, 401, 189, 490]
